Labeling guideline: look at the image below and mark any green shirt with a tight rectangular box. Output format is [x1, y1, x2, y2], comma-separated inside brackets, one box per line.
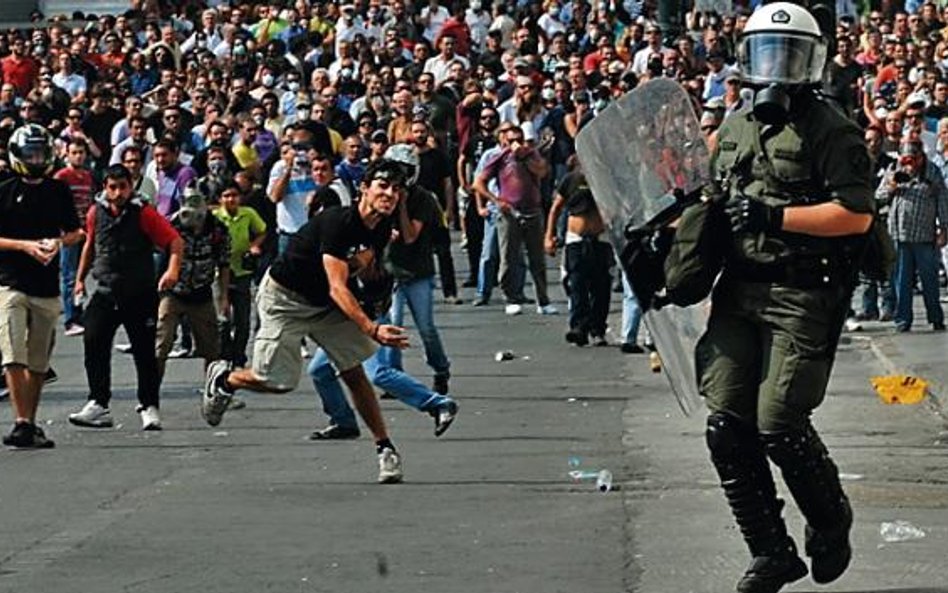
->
[213, 206, 267, 277]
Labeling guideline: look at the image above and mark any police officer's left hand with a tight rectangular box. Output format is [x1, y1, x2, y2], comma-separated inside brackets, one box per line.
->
[724, 197, 784, 233]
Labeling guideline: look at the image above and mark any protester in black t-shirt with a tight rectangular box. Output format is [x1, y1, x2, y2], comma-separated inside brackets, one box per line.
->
[200, 159, 411, 484]
[544, 168, 612, 348]
[411, 120, 460, 303]
[0, 125, 83, 449]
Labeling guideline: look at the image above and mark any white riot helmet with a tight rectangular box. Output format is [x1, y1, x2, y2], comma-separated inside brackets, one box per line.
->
[738, 2, 827, 87]
[383, 143, 419, 186]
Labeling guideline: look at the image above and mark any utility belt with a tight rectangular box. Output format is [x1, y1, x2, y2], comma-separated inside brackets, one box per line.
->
[727, 252, 856, 290]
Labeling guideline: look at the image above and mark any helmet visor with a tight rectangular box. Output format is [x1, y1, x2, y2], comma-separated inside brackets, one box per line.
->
[738, 33, 826, 85]
[19, 141, 51, 166]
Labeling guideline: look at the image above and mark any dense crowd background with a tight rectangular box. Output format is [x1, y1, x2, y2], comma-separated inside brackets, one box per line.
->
[1, 0, 947, 342]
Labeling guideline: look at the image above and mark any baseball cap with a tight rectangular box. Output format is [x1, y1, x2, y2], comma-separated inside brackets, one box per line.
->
[371, 129, 388, 143]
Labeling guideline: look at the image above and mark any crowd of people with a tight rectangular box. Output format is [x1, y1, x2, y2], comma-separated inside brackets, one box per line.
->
[1, 0, 948, 482]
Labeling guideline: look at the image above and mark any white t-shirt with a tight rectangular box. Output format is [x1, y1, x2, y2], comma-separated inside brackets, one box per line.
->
[421, 5, 450, 43]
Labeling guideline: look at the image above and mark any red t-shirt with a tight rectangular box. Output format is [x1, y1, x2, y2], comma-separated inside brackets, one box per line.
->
[53, 166, 95, 218]
[85, 201, 180, 250]
[0, 55, 39, 96]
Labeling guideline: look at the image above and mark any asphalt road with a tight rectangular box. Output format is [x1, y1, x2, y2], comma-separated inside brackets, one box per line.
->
[1, 258, 947, 593]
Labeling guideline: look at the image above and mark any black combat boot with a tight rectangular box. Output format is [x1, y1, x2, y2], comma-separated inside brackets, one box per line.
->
[706, 414, 808, 593]
[762, 424, 853, 585]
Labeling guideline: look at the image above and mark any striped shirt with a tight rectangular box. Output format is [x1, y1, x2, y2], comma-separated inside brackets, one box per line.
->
[876, 161, 948, 243]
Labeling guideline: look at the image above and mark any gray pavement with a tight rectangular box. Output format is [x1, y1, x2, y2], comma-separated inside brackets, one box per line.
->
[1, 265, 947, 593]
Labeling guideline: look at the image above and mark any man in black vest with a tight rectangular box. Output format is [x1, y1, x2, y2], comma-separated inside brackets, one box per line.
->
[69, 165, 183, 432]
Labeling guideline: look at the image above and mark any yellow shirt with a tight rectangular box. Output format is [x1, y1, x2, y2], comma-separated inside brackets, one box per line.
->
[232, 142, 259, 170]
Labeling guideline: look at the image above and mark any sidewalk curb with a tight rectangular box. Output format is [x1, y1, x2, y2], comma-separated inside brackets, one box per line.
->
[857, 334, 948, 428]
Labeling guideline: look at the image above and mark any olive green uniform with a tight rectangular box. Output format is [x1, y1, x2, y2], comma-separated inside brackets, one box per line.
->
[700, 96, 873, 430]
[699, 95, 872, 588]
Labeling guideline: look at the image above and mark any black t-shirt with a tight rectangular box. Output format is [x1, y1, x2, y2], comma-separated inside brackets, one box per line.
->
[463, 133, 497, 182]
[826, 60, 863, 115]
[268, 205, 390, 307]
[557, 171, 596, 216]
[0, 176, 81, 297]
[82, 107, 122, 165]
[417, 148, 451, 207]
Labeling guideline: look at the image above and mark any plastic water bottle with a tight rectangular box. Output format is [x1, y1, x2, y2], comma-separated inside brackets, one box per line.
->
[596, 469, 613, 492]
[880, 520, 926, 542]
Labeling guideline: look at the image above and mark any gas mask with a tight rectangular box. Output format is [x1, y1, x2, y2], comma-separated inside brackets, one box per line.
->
[752, 84, 792, 126]
[208, 159, 227, 178]
[178, 186, 208, 231]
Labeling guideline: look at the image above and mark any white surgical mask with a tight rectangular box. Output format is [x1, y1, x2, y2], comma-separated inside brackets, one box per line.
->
[261, 74, 275, 87]
[288, 81, 300, 92]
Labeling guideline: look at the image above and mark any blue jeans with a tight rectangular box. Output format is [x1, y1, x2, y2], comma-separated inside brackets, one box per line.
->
[477, 205, 525, 301]
[621, 271, 643, 345]
[894, 242, 944, 329]
[390, 276, 450, 377]
[277, 232, 294, 255]
[61, 242, 82, 326]
[860, 278, 895, 319]
[307, 314, 451, 428]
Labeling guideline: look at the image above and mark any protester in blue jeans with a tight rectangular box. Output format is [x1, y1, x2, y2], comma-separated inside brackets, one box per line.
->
[307, 313, 459, 439]
[471, 127, 526, 306]
[382, 145, 453, 394]
[876, 139, 948, 332]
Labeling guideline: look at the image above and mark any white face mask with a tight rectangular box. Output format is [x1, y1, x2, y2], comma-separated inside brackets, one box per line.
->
[261, 74, 275, 87]
[253, 114, 265, 126]
[288, 81, 300, 92]
[470, 0, 482, 10]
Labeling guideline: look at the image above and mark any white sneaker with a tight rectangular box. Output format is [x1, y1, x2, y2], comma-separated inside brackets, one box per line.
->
[68, 400, 114, 428]
[168, 345, 191, 358]
[378, 447, 404, 484]
[536, 304, 559, 315]
[844, 317, 863, 332]
[64, 323, 84, 337]
[114, 343, 132, 354]
[137, 405, 162, 431]
[201, 360, 233, 427]
[504, 303, 523, 316]
[300, 345, 311, 358]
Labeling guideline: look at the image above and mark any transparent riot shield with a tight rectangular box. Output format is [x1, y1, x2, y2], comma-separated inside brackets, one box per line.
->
[575, 78, 710, 416]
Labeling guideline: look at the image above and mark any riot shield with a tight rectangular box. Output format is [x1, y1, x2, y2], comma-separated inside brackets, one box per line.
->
[575, 78, 710, 416]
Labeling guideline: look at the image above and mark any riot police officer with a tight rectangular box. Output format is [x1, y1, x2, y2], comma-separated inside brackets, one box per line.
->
[698, 4, 874, 592]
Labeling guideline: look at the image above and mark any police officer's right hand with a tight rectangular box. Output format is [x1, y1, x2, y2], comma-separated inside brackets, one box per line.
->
[724, 197, 784, 234]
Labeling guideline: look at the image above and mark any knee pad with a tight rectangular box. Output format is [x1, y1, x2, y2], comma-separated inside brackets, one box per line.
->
[706, 412, 759, 463]
[760, 424, 829, 479]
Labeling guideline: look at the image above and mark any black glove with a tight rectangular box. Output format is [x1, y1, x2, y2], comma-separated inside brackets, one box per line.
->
[724, 197, 784, 233]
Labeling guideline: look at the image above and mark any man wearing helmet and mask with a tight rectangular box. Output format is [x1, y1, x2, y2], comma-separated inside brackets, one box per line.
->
[376, 143, 453, 396]
[0, 125, 83, 448]
[696, 3, 875, 592]
[153, 184, 231, 399]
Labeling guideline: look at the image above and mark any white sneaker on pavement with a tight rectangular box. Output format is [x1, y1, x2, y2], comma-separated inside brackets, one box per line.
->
[68, 400, 114, 428]
[536, 304, 559, 315]
[378, 447, 404, 484]
[137, 405, 162, 431]
[504, 303, 523, 316]
[201, 360, 233, 427]
[64, 323, 84, 337]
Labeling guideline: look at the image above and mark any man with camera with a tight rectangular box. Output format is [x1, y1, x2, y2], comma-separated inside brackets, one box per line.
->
[473, 123, 556, 316]
[876, 137, 948, 332]
[268, 131, 317, 254]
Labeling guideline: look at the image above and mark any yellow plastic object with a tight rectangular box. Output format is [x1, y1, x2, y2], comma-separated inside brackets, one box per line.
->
[870, 375, 929, 405]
